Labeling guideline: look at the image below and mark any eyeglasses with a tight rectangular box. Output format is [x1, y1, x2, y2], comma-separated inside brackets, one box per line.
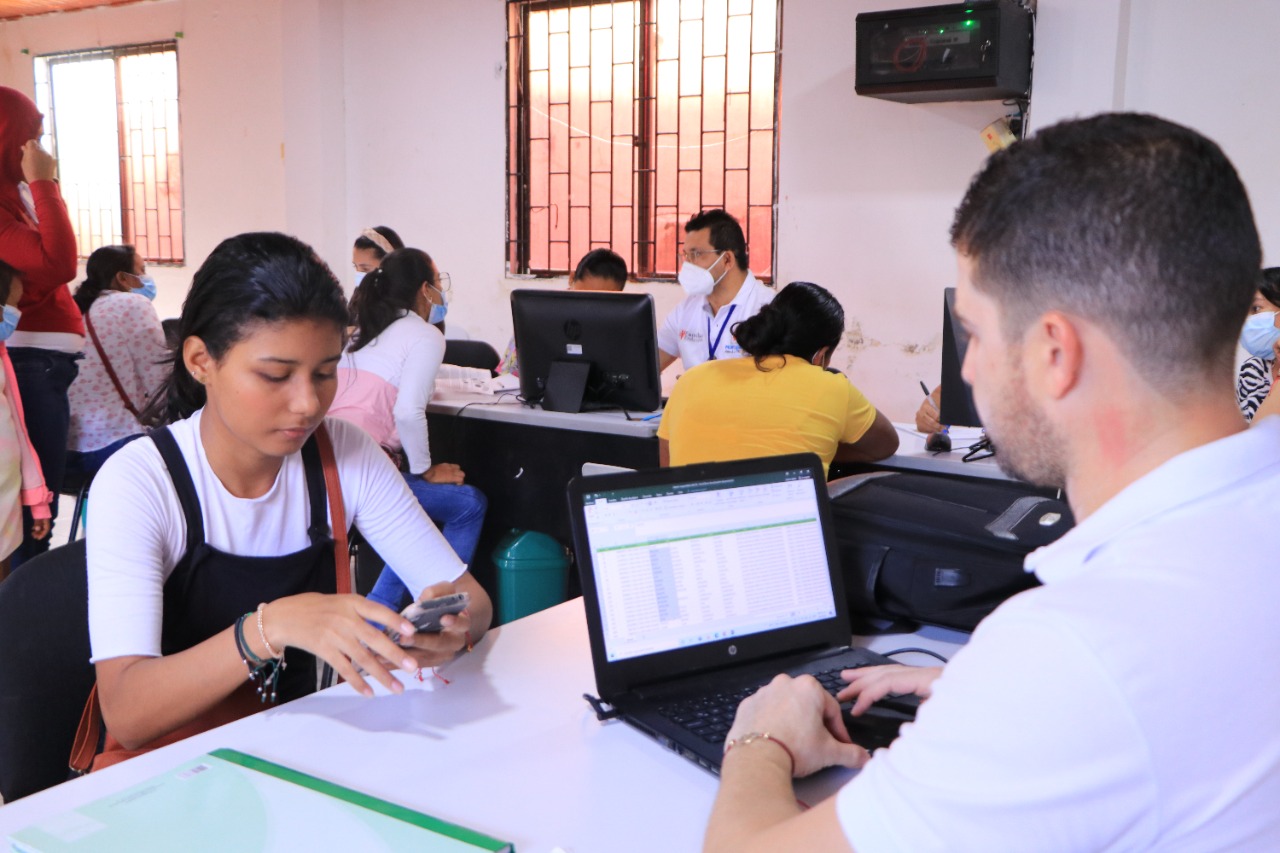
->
[681, 248, 723, 263]
[434, 272, 452, 294]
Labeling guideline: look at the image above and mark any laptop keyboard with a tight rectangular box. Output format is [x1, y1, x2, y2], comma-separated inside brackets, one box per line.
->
[657, 666, 864, 746]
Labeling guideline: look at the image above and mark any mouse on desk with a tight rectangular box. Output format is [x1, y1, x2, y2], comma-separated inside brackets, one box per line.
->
[925, 431, 952, 453]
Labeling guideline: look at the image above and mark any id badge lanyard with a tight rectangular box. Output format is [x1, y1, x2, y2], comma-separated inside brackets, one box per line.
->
[706, 304, 737, 361]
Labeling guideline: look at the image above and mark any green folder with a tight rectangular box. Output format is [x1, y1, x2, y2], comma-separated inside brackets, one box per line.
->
[7, 748, 513, 852]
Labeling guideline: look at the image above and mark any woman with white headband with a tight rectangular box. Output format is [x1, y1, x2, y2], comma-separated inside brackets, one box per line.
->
[351, 226, 403, 289]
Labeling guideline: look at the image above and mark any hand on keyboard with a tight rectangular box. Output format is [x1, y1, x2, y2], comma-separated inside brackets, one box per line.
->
[837, 664, 942, 717]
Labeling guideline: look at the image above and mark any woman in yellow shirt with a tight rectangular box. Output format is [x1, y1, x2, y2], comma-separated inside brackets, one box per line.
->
[657, 281, 898, 471]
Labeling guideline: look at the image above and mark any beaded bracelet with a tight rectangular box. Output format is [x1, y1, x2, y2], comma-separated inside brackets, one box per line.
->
[233, 612, 286, 704]
[256, 602, 284, 659]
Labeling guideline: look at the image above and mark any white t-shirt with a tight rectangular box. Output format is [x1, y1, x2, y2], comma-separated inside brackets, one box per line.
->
[837, 417, 1280, 852]
[656, 272, 773, 370]
[87, 412, 464, 663]
[329, 312, 445, 474]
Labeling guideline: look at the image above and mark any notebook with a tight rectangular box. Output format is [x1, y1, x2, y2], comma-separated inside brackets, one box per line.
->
[7, 749, 512, 852]
[567, 453, 917, 775]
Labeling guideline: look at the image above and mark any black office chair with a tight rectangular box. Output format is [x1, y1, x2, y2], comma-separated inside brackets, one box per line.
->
[443, 340, 500, 376]
[0, 540, 95, 801]
[59, 467, 94, 541]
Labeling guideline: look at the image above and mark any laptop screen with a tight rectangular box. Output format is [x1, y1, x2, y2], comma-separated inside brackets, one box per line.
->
[578, 465, 837, 663]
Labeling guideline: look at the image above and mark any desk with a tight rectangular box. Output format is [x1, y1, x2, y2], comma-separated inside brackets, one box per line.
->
[426, 391, 660, 605]
[0, 601, 966, 852]
[831, 424, 1015, 484]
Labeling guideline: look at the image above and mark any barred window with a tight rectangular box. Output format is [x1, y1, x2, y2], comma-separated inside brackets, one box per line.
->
[507, 0, 779, 280]
[35, 42, 184, 263]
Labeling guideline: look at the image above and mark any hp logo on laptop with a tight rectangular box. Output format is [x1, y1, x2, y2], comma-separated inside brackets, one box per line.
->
[727, 645, 737, 656]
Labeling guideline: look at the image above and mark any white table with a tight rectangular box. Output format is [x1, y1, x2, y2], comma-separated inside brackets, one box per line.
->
[0, 601, 965, 852]
[428, 389, 660, 439]
[867, 424, 1012, 482]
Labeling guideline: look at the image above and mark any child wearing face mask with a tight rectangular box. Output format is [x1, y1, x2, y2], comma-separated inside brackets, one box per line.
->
[65, 245, 169, 480]
[0, 261, 52, 576]
[329, 247, 488, 610]
[1237, 267, 1280, 424]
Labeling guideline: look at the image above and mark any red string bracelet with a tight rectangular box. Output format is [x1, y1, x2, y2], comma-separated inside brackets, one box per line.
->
[723, 732, 796, 776]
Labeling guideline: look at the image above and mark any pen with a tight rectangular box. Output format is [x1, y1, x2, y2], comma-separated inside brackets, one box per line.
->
[919, 380, 940, 413]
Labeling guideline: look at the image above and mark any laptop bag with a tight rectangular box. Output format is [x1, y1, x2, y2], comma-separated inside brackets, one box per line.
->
[829, 471, 1073, 632]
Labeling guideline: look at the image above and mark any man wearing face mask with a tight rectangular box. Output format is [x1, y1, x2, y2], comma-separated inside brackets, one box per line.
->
[1237, 267, 1280, 424]
[657, 209, 773, 372]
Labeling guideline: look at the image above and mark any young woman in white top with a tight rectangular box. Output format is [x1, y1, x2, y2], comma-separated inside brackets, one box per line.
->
[86, 232, 491, 769]
[66, 244, 168, 478]
[329, 247, 487, 610]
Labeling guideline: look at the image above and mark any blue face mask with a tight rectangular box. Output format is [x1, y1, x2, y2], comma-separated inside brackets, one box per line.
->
[0, 304, 18, 341]
[131, 274, 157, 301]
[353, 271, 366, 289]
[1240, 311, 1280, 360]
[425, 281, 449, 325]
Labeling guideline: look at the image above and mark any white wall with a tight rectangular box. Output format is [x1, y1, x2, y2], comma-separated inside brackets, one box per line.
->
[2, 0, 1276, 419]
[339, 0, 508, 338]
[775, 0, 1010, 420]
[1120, 0, 1278, 265]
[0, 0, 295, 321]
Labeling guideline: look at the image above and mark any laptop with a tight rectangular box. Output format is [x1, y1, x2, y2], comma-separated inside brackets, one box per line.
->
[567, 453, 917, 775]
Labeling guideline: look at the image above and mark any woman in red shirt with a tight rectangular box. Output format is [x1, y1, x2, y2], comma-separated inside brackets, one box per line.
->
[0, 86, 81, 565]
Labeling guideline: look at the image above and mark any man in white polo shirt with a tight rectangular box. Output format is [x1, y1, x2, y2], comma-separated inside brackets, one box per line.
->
[657, 209, 773, 372]
[702, 113, 1280, 851]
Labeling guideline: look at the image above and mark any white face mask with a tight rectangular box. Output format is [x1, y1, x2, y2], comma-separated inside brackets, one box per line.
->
[677, 252, 727, 298]
[353, 271, 367, 289]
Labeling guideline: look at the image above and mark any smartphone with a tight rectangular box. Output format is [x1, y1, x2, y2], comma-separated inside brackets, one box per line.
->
[386, 592, 470, 645]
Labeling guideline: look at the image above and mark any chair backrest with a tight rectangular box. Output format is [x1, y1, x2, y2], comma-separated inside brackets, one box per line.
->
[0, 540, 94, 801]
[443, 339, 500, 375]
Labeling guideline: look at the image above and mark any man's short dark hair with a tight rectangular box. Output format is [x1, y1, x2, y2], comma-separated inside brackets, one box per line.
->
[951, 113, 1260, 388]
[573, 248, 628, 288]
[685, 209, 749, 271]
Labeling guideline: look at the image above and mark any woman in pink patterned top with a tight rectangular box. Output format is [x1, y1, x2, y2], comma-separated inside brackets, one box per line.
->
[66, 245, 168, 479]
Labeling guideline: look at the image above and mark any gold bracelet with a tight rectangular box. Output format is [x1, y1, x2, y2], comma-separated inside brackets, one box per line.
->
[256, 602, 284, 659]
[723, 731, 796, 775]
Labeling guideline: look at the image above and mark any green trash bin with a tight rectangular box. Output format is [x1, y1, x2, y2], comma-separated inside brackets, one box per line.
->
[493, 529, 570, 624]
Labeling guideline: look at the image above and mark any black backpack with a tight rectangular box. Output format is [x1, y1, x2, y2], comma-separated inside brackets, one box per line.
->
[828, 472, 1074, 632]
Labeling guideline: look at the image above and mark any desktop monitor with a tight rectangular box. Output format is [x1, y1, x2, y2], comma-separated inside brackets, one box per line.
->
[511, 289, 662, 413]
[939, 286, 983, 428]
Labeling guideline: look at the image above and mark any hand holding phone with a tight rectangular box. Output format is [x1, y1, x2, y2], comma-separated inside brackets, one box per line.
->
[386, 591, 470, 645]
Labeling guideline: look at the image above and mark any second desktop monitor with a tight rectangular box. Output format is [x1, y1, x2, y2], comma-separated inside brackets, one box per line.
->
[511, 289, 662, 414]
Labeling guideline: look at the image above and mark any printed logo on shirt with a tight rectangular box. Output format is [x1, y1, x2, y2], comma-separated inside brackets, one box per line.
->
[722, 341, 742, 355]
[681, 330, 706, 343]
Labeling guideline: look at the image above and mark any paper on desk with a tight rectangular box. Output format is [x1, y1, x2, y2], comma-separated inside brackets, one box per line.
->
[7, 749, 512, 853]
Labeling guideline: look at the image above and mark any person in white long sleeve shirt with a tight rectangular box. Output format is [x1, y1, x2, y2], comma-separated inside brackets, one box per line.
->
[329, 247, 487, 610]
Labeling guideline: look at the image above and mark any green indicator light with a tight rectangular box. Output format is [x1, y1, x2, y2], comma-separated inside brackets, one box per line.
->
[965, 8, 974, 13]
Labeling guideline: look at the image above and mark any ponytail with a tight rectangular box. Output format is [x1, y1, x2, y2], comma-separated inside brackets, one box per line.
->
[348, 247, 436, 352]
[731, 281, 845, 370]
[74, 245, 136, 314]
